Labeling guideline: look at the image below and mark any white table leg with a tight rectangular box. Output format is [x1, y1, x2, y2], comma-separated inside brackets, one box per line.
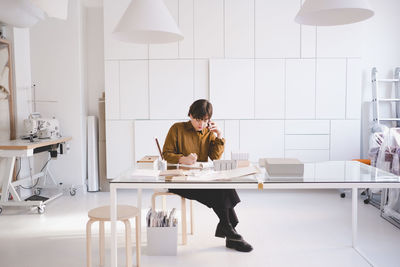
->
[138, 189, 142, 250]
[352, 187, 357, 248]
[0, 157, 16, 203]
[110, 184, 117, 267]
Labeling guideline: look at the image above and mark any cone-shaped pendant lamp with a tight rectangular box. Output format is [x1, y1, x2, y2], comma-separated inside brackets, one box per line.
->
[113, 0, 184, 44]
[295, 0, 374, 26]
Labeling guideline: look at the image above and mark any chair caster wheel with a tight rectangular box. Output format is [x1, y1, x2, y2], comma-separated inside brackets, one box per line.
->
[364, 199, 370, 204]
[340, 193, 346, 198]
[70, 188, 76, 196]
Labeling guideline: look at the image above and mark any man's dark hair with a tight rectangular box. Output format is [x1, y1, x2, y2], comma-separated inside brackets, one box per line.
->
[188, 99, 213, 120]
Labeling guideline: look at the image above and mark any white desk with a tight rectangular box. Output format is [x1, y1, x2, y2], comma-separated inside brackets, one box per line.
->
[110, 161, 400, 267]
[0, 137, 72, 214]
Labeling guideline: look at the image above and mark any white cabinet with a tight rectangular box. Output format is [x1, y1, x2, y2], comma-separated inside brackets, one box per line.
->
[149, 60, 194, 119]
[285, 135, 329, 150]
[194, 0, 224, 58]
[346, 59, 362, 119]
[103, 0, 148, 60]
[255, 0, 300, 58]
[210, 59, 254, 119]
[316, 24, 363, 58]
[286, 59, 316, 119]
[285, 150, 330, 162]
[194, 60, 209, 100]
[105, 61, 119, 120]
[240, 120, 284, 162]
[225, 0, 254, 58]
[330, 120, 361, 160]
[134, 120, 179, 161]
[179, 0, 194, 58]
[301, 25, 316, 58]
[285, 120, 330, 135]
[120, 61, 148, 119]
[316, 59, 346, 119]
[106, 120, 135, 178]
[224, 120, 240, 160]
[255, 59, 285, 119]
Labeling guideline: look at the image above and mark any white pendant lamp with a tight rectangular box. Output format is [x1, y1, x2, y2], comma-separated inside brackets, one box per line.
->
[295, 0, 374, 26]
[0, 0, 45, 28]
[31, 0, 69, 20]
[113, 0, 184, 44]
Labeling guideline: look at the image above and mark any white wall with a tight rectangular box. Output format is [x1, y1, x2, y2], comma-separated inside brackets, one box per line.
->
[29, 0, 87, 186]
[102, 0, 366, 178]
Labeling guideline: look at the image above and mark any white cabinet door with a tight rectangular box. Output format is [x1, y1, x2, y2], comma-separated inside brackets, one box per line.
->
[105, 61, 119, 120]
[346, 59, 362, 119]
[194, 0, 224, 58]
[286, 59, 316, 119]
[285, 135, 329, 150]
[255, 59, 285, 119]
[240, 120, 284, 162]
[210, 59, 254, 119]
[103, 0, 148, 60]
[255, 0, 300, 58]
[106, 120, 134, 178]
[301, 25, 316, 58]
[330, 120, 361, 160]
[285, 120, 330, 134]
[194, 59, 209, 100]
[225, 0, 254, 58]
[285, 150, 330, 162]
[179, 0, 194, 58]
[120, 61, 148, 119]
[316, 24, 363, 58]
[149, 0, 179, 59]
[224, 120, 240, 160]
[149, 60, 194, 119]
[316, 59, 346, 119]
[134, 120, 179, 161]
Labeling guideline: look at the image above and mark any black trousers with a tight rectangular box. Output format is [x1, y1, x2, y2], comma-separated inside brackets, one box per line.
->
[169, 189, 240, 227]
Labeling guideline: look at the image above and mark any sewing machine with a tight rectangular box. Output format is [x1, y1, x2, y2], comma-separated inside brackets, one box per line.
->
[23, 113, 61, 139]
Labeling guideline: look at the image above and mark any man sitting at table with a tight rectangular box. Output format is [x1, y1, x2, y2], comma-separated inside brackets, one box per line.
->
[162, 99, 253, 252]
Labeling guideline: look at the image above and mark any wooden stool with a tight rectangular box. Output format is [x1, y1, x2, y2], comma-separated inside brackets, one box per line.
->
[86, 205, 140, 267]
[151, 192, 193, 245]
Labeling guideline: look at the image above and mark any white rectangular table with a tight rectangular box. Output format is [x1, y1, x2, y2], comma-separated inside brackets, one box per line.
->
[0, 137, 72, 214]
[110, 161, 400, 267]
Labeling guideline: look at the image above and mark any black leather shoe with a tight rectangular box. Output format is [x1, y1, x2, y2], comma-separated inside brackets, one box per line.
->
[215, 222, 242, 241]
[226, 239, 253, 252]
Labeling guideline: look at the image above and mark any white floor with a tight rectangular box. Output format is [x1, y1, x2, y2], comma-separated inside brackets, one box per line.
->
[1, 189, 399, 267]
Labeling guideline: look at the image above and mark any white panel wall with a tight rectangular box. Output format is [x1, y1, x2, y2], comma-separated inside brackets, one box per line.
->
[330, 120, 361, 160]
[120, 60, 148, 119]
[149, 60, 194, 119]
[255, 59, 285, 119]
[194, 0, 224, 58]
[225, 0, 254, 58]
[286, 59, 315, 119]
[316, 59, 346, 119]
[210, 59, 254, 119]
[106, 120, 134, 178]
[104, 0, 364, 178]
[240, 120, 285, 162]
[255, 0, 300, 58]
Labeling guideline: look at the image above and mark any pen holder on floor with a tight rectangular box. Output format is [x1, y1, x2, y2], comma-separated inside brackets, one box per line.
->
[147, 225, 178, 256]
